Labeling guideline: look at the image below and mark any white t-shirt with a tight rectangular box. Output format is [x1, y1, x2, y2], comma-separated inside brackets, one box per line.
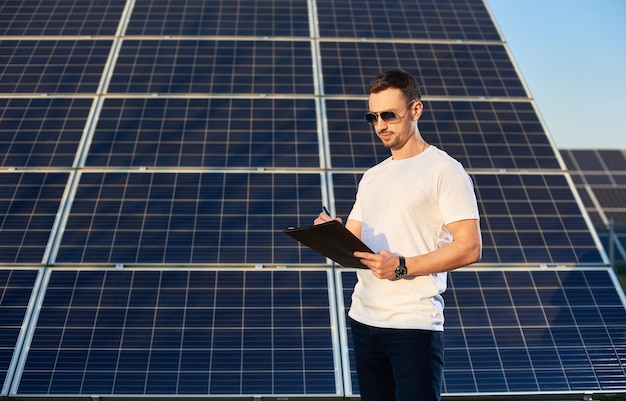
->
[347, 145, 479, 331]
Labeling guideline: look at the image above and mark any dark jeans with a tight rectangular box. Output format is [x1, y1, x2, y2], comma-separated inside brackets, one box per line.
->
[350, 317, 444, 401]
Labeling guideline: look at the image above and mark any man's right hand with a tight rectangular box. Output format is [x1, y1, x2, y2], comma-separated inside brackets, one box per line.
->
[314, 210, 342, 225]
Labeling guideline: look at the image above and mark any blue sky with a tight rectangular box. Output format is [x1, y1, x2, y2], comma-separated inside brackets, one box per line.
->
[486, 0, 626, 150]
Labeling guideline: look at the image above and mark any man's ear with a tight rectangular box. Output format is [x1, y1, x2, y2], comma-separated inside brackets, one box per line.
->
[412, 101, 424, 121]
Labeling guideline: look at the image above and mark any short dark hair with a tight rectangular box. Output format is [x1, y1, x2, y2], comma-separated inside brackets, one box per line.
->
[366, 70, 422, 102]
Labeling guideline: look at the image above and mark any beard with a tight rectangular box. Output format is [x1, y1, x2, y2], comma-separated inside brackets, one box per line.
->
[377, 130, 401, 149]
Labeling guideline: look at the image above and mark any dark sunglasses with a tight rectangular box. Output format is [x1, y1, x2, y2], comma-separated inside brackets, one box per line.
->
[364, 100, 417, 125]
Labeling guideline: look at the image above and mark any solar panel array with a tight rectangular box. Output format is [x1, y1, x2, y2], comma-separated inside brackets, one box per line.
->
[0, 269, 40, 395]
[16, 269, 340, 397]
[1, 0, 624, 398]
[339, 268, 626, 395]
[561, 149, 626, 263]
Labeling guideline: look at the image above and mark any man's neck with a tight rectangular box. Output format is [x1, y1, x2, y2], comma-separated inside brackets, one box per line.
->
[391, 132, 427, 160]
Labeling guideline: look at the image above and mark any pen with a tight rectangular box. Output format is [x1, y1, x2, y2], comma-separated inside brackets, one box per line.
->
[322, 206, 331, 217]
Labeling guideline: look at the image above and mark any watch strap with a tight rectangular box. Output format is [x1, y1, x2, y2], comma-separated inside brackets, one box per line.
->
[395, 256, 407, 278]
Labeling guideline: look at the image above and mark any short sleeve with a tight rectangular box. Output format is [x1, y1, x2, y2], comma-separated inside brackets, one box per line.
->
[347, 180, 364, 223]
[438, 161, 479, 225]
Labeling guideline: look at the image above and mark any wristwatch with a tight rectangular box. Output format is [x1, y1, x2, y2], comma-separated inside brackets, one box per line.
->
[395, 256, 407, 278]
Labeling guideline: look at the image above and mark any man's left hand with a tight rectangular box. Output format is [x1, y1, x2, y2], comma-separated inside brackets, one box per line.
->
[353, 250, 400, 279]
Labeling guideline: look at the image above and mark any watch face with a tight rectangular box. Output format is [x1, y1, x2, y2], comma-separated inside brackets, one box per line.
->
[395, 265, 407, 278]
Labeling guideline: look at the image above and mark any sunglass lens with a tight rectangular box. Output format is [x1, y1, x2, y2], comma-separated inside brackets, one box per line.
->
[380, 111, 398, 123]
[364, 111, 400, 125]
[364, 113, 377, 125]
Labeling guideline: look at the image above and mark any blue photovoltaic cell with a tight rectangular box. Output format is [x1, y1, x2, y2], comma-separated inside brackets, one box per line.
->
[324, 99, 392, 169]
[317, 0, 501, 41]
[473, 174, 603, 264]
[0, 98, 93, 168]
[581, 185, 626, 263]
[561, 149, 626, 263]
[591, 188, 626, 224]
[15, 269, 339, 397]
[331, 173, 604, 265]
[0, 0, 617, 397]
[320, 42, 527, 98]
[108, 40, 314, 94]
[0, 40, 112, 94]
[126, 0, 310, 37]
[326, 99, 560, 170]
[0, 172, 69, 264]
[339, 268, 626, 396]
[0, 0, 126, 36]
[55, 172, 326, 265]
[87, 97, 319, 168]
[0, 269, 39, 396]
[562, 149, 626, 173]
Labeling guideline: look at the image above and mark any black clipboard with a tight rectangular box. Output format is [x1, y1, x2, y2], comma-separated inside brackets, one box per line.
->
[284, 220, 373, 268]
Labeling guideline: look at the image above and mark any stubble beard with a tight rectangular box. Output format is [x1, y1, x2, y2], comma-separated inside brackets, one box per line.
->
[378, 130, 400, 149]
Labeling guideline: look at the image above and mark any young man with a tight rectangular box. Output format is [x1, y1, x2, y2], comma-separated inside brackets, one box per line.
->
[316, 70, 482, 401]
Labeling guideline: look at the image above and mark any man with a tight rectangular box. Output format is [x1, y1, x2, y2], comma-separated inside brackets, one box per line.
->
[315, 70, 481, 401]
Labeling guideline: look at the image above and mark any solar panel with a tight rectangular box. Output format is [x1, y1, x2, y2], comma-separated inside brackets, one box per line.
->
[13, 268, 340, 397]
[317, 0, 501, 41]
[0, 0, 620, 398]
[126, 0, 310, 37]
[331, 173, 605, 265]
[108, 40, 315, 94]
[87, 97, 320, 168]
[0, 98, 93, 168]
[474, 174, 604, 264]
[326, 99, 560, 170]
[562, 150, 626, 173]
[56, 172, 603, 264]
[320, 42, 527, 97]
[0, 0, 126, 36]
[54, 172, 326, 265]
[0, 172, 69, 264]
[561, 149, 626, 263]
[338, 268, 626, 396]
[0, 269, 40, 396]
[0, 40, 111, 94]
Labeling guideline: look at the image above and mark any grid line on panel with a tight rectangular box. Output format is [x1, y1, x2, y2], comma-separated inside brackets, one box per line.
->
[54, 172, 328, 265]
[0, 0, 127, 36]
[126, 0, 311, 37]
[0, 0, 615, 400]
[339, 268, 626, 396]
[0, 172, 70, 265]
[107, 39, 315, 95]
[320, 41, 526, 98]
[325, 99, 560, 170]
[561, 150, 626, 263]
[316, 0, 501, 41]
[426, 101, 558, 170]
[562, 150, 626, 174]
[0, 97, 94, 168]
[331, 172, 604, 266]
[86, 97, 320, 169]
[473, 174, 603, 265]
[0, 40, 112, 94]
[0, 269, 40, 396]
[15, 269, 339, 397]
